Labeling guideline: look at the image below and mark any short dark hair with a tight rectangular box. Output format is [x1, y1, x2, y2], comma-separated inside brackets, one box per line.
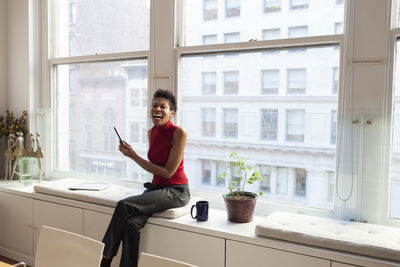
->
[152, 89, 177, 112]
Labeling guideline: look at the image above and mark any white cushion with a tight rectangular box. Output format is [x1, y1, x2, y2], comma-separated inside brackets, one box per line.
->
[34, 179, 198, 219]
[255, 211, 400, 262]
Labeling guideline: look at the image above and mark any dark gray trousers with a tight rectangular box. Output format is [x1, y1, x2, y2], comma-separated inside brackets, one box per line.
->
[102, 182, 190, 267]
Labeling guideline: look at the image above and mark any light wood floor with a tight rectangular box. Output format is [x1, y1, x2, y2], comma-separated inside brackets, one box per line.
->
[0, 255, 31, 267]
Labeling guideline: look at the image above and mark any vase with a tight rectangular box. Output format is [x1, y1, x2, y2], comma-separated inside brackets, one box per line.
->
[223, 191, 258, 223]
[18, 156, 34, 186]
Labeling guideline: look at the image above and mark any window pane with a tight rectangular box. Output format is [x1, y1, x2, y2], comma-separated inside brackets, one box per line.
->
[55, 0, 150, 57]
[262, 69, 279, 94]
[224, 32, 240, 43]
[224, 71, 239, 94]
[287, 68, 306, 94]
[181, 45, 339, 209]
[55, 59, 149, 181]
[185, 0, 345, 46]
[202, 72, 217, 94]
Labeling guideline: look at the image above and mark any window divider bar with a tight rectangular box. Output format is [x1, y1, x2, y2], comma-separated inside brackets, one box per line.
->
[50, 50, 149, 65]
[176, 34, 343, 56]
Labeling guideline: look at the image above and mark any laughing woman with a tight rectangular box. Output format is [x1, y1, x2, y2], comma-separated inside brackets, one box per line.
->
[101, 89, 190, 267]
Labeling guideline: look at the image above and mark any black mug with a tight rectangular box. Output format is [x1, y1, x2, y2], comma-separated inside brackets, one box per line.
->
[190, 201, 209, 221]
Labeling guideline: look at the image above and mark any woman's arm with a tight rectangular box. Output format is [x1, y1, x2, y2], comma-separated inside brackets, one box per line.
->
[119, 127, 187, 179]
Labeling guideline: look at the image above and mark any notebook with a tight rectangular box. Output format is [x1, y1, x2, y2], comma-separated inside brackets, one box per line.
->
[68, 182, 111, 191]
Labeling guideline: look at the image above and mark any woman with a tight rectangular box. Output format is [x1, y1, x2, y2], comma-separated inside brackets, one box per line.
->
[101, 89, 190, 267]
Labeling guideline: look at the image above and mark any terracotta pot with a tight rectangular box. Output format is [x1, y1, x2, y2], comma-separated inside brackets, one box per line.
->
[223, 191, 257, 223]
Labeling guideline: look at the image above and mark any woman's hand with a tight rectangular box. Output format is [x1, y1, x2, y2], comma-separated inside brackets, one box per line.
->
[119, 141, 136, 158]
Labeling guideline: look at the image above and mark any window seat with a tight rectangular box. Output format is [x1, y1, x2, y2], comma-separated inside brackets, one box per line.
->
[33, 178, 199, 219]
[255, 211, 400, 262]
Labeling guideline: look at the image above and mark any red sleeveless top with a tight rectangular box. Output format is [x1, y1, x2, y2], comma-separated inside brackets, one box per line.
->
[148, 120, 188, 186]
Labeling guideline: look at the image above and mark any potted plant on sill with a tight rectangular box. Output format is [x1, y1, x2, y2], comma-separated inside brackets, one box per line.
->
[218, 151, 263, 223]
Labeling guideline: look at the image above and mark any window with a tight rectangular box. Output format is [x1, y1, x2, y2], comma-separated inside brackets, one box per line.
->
[204, 0, 218, 20]
[332, 67, 339, 94]
[224, 32, 240, 43]
[295, 168, 307, 197]
[336, 0, 344, 5]
[217, 161, 226, 186]
[262, 70, 279, 94]
[263, 28, 281, 40]
[261, 109, 278, 140]
[202, 108, 216, 137]
[287, 69, 306, 94]
[224, 71, 239, 94]
[331, 110, 337, 144]
[288, 26, 308, 38]
[264, 0, 281, 13]
[53, 1, 149, 178]
[259, 165, 272, 193]
[335, 22, 343, 35]
[225, 0, 240, 18]
[130, 122, 140, 143]
[202, 72, 217, 94]
[286, 110, 305, 142]
[223, 108, 238, 138]
[202, 160, 212, 185]
[202, 34, 218, 45]
[277, 167, 288, 194]
[290, 0, 309, 10]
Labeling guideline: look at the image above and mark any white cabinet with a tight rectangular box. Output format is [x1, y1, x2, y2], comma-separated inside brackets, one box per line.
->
[33, 199, 83, 253]
[140, 223, 225, 267]
[84, 209, 121, 267]
[0, 191, 33, 255]
[226, 240, 330, 267]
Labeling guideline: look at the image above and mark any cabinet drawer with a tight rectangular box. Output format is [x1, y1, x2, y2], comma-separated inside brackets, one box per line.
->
[140, 223, 225, 267]
[226, 240, 330, 267]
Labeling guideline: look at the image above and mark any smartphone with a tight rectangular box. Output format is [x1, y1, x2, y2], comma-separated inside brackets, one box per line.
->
[114, 127, 124, 145]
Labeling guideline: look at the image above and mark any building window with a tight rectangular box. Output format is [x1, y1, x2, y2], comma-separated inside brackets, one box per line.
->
[286, 109, 305, 142]
[259, 165, 272, 193]
[264, 0, 281, 13]
[262, 28, 281, 40]
[225, 0, 240, 18]
[130, 122, 140, 143]
[223, 108, 238, 138]
[262, 70, 279, 94]
[289, 0, 309, 10]
[288, 26, 308, 38]
[202, 72, 217, 95]
[331, 110, 337, 144]
[103, 108, 115, 125]
[69, 3, 77, 24]
[217, 161, 226, 186]
[335, 22, 343, 34]
[277, 167, 288, 194]
[202, 34, 218, 45]
[130, 88, 140, 106]
[202, 160, 212, 185]
[224, 32, 240, 43]
[332, 67, 339, 94]
[86, 126, 92, 150]
[103, 127, 115, 152]
[287, 69, 306, 94]
[261, 109, 278, 141]
[336, 0, 344, 5]
[204, 0, 218, 20]
[295, 168, 307, 197]
[202, 108, 216, 137]
[224, 71, 239, 94]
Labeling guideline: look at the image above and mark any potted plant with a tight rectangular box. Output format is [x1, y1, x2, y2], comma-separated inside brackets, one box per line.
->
[219, 151, 263, 223]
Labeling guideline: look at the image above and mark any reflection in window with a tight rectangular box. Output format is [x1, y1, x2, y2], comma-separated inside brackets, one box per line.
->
[225, 0, 240, 18]
[331, 110, 337, 144]
[204, 0, 218, 20]
[295, 168, 307, 197]
[286, 109, 305, 142]
[224, 32, 240, 43]
[277, 167, 288, 194]
[202, 72, 217, 94]
[262, 69, 279, 94]
[203, 34, 218, 45]
[261, 109, 278, 140]
[202, 108, 216, 137]
[223, 108, 238, 138]
[264, 0, 281, 13]
[290, 0, 309, 10]
[287, 68, 306, 94]
[202, 160, 212, 185]
[224, 71, 239, 94]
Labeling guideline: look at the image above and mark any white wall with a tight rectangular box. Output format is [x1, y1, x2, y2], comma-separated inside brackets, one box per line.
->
[0, 0, 7, 114]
